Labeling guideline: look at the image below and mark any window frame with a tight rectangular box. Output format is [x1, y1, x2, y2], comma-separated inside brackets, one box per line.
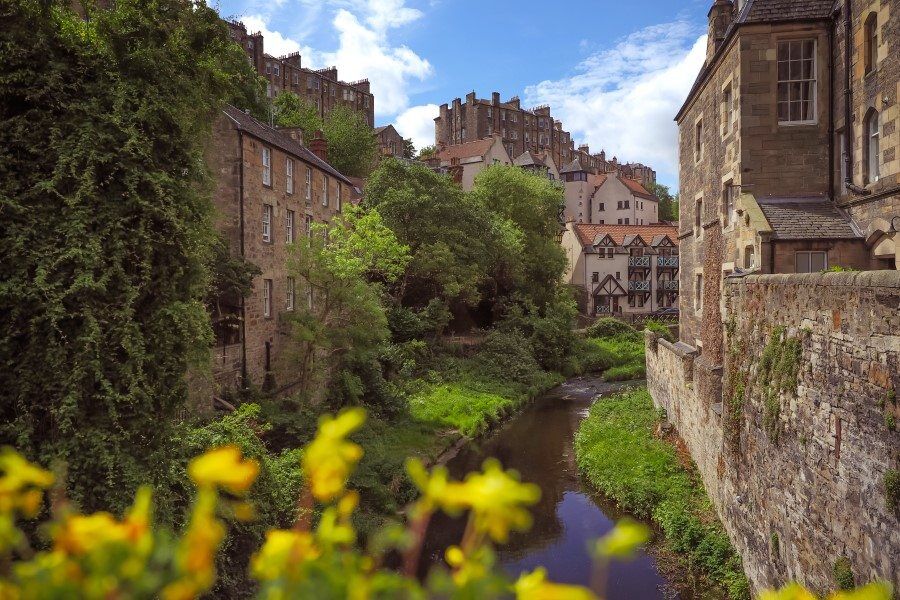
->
[262, 204, 273, 243]
[286, 158, 294, 194]
[286, 209, 295, 245]
[777, 39, 818, 126]
[262, 147, 272, 187]
[263, 278, 273, 318]
[286, 277, 295, 311]
[305, 167, 312, 202]
[795, 250, 827, 273]
[864, 13, 878, 75]
[864, 109, 881, 184]
[322, 175, 329, 207]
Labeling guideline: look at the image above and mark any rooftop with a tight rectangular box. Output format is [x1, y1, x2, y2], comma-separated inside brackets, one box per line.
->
[572, 223, 679, 247]
[756, 197, 861, 240]
[435, 138, 497, 162]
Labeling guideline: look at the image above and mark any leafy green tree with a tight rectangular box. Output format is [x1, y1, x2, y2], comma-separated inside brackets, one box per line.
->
[402, 138, 416, 159]
[417, 145, 437, 159]
[648, 182, 680, 222]
[0, 0, 261, 513]
[322, 104, 378, 178]
[272, 91, 323, 138]
[471, 166, 568, 311]
[287, 206, 410, 401]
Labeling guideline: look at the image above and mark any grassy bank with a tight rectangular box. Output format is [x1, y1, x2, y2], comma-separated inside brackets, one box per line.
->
[574, 387, 750, 599]
[574, 317, 674, 381]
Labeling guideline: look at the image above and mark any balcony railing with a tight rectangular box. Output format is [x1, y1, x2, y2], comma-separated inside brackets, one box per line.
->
[660, 280, 679, 291]
[657, 256, 679, 268]
[628, 280, 651, 292]
[628, 256, 651, 268]
[595, 305, 612, 314]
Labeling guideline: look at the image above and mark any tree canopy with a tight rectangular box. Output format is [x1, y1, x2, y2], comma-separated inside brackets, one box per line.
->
[648, 182, 679, 222]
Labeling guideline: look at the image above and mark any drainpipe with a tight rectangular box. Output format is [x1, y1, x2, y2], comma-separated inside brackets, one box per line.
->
[238, 129, 249, 389]
[842, 0, 871, 196]
[828, 12, 836, 202]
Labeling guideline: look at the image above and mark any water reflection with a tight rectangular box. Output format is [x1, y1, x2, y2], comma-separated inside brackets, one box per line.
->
[420, 378, 680, 599]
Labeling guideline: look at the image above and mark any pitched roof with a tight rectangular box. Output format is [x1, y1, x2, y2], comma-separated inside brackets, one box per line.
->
[222, 105, 353, 186]
[560, 158, 586, 174]
[756, 197, 861, 240]
[675, 0, 832, 122]
[514, 151, 546, 168]
[435, 138, 496, 162]
[373, 126, 389, 135]
[620, 177, 656, 200]
[573, 223, 679, 248]
[588, 173, 609, 188]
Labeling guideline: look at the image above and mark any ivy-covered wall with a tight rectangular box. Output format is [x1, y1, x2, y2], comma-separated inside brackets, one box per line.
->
[646, 271, 900, 595]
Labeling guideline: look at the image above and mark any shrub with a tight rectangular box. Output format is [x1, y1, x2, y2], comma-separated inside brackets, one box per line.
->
[603, 362, 647, 382]
[885, 469, 900, 512]
[474, 329, 544, 388]
[833, 557, 855, 591]
[586, 317, 640, 340]
[645, 319, 675, 342]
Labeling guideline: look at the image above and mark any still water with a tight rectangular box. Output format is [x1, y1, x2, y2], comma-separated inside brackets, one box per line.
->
[421, 377, 681, 599]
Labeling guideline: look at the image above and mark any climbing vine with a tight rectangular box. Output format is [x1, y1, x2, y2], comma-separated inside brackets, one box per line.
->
[723, 316, 748, 451]
[756, 326, 803, 441]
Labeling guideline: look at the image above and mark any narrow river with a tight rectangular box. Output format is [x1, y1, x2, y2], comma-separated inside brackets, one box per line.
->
[421, 377, 683, 599]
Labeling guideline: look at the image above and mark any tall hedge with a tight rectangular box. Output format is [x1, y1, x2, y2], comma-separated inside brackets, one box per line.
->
[0, 0, 262, 513]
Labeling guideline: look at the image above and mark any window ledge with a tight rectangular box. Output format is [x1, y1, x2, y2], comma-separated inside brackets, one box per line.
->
[778, 120, 818, 128]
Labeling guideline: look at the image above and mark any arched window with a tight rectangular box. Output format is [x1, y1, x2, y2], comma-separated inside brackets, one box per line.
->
[865, 109, 880, 184]
[864, 13, 878, 74]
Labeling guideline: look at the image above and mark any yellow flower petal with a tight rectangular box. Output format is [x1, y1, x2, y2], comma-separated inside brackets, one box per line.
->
[188, 446, 259, 495]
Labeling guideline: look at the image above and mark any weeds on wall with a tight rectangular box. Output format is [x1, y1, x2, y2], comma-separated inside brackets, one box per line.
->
[885, 469, 900, 513]
[723, 316, 748, 452]
[833, 557, 856, 591]
[756, 326, 804, 442]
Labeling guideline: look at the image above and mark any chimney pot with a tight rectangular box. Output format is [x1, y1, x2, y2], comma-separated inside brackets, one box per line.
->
[309, 130, 328, 162]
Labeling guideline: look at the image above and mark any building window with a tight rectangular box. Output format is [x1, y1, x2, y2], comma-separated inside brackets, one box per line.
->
[865, 109, 880, 184]
[305, 167, 312, 202]
[695, 197, 703, 238]
[598, 203, 604, 211]
[286, 158, 294, 194]
[744, 245, 755, 269]
[263, 279, 273, 318]
[695, 119, 703, 162]
[322, 175, 329, 207]
[722, 83, 733, 135]
[795, 251, 827, 273]
[591, 272, 599, 283]
[695, 274, 704, 312]
[838, 131, 848, 193]
[305, 215, 313, 237]
[337, 184, 342, 212]
[286, 210, 295, 244]
[865, 13, 878, 74]
[273, 64, 280, 76]
[624, 218, 630, 225]
[262, 204, 272, 243]
[286, 277, 295, 311]
[777, 39, 816, 124]
[262, 147, 272, 186]
[722, 181, 736, 227]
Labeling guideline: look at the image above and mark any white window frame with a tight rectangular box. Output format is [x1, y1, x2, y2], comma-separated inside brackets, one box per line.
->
[866, 110, 881, 184]
[263, 279, 273, 318]
[322, 175, 329, 207]
[286, 209, 295, 244]
[305, 167, 312, 202]
[795, 251, 827, 273]
[262, 204, 273, 243]
[305, 215, 313, 238]
[286, 158, 294, 194]
[777, 39, 817, 125]
[262, 147, 272, 186]
[286, 277, 295, 311]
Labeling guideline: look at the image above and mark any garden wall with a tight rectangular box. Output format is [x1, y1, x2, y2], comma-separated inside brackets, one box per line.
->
[646, 271, 900, 594]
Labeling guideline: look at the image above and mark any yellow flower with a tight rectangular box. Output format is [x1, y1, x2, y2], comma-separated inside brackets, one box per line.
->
[251, 529, 319, 581]
[828, 583, 894, 600]
[759, 584, 818, 600]
[0, 449, 54, 519]
[594, 518, 650, 560]
[445, 459, 540, 543]
[54, 513, 129, 555]
[188, 446, 259, 495]
[163, 488, 224, 599]
[514, 568, 597, 600]
[302, 409, 366, 502]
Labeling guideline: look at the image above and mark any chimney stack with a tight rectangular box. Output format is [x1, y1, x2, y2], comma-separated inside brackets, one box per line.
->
[707, 0, 734, 61]
[309, 130, 328, 162]
[492, 92, 500, 106]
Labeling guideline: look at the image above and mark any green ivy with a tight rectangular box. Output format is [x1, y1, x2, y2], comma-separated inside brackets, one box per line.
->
[833, 557, 855, 591]
[756, 327, 803, 441]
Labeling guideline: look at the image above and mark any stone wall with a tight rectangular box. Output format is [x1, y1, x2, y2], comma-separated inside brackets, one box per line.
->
[646, 271, 900, 595]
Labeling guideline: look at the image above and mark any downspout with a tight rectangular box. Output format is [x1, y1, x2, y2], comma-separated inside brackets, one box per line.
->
[238, 128, 249, 389]
[828, 12, 836, 202]
[843, 0, 871, 196]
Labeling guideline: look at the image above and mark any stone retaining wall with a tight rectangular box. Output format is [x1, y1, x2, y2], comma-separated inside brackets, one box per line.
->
[646, 271, 900, 594]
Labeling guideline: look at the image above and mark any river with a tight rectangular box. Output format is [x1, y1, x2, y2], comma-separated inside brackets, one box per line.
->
[420, 376, 684, 599]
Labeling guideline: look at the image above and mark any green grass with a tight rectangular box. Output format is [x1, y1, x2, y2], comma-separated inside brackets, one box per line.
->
[408, 383, 520, 437]
[575, 388, 750, 599]
[576, 335, 646, 381]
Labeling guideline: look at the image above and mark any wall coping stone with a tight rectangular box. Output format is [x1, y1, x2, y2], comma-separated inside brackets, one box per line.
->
[726, 270, 900, 288]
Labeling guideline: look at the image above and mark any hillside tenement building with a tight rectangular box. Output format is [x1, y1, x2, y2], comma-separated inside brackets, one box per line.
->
[645, 0, 900, 595]
[205, 106, 353, 395]
[433, 91, 657, 186]
[227, 20, 375, 127]
[560, 160, 660, 225]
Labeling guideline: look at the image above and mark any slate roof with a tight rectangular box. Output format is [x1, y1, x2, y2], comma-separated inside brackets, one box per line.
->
[222, 105, 353, 186]
[756, 197, 861, 240]
[514, 151, 545, 168]
[560, 158, 586, 174]
[373, 126, 389, 135]
[573, 223, 679, 248]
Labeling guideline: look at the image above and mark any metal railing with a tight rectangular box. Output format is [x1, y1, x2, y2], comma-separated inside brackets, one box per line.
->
[628, 256, 651, 268]
[595, 305, 612, 314]
[628, 280, 651, 292]
[657, 256, 679, 268]
[660, 280, 679, 291]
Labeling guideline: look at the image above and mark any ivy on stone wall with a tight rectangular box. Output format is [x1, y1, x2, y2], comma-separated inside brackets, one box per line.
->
[0, 0, 262, 514]
[756, 327, 803, 441]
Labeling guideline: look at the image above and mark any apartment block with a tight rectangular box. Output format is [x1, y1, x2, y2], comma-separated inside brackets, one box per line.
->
[206, 106, 354, 395]
[227, 20, 375, 126]
[560, 160, 659, 225]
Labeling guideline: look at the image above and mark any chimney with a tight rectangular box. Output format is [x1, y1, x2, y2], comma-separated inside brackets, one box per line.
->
[492, 92, 500, 106]
[707, 0, 734, 61]
[466, 91, 476, 106]
[309, 130, 328, 162]
[277, 126, 304, 145]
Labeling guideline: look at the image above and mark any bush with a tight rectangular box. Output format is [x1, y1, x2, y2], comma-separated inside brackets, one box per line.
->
[586, 318, 640, 341]
[645, 319, 675, 342]
[833, 557, 855, 591]
[474, 329, 544, 388]
[603, 362, 647, 382]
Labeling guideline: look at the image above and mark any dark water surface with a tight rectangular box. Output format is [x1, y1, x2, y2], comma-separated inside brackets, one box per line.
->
[420, 377, 681, 599]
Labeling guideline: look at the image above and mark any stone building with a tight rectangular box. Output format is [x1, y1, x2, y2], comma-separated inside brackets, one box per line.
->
[645, 0, 900, 593]
[374, 124, 407, 159]
[227, 20, 375, 127]
[424, 136, 512, 191]
[513, 150, 560, 181]
[560, 161, 659, 225]
[206, 105, 353, 394]
[562, 223, 679, 316]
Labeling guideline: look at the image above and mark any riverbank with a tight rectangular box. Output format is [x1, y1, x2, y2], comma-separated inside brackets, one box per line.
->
[574, 387, 750, 599]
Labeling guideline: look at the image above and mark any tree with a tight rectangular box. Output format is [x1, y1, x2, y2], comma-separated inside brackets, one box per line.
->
[402, 138, 416, 159]
[0, 0, 261, 513]
[272, 91, 322, 138]
[286, 206, 410, 401]
[470, 166, 568, 311]
[648, 182, 680, 222]
[321, 104, 378, 178]
[417, 145, 437, 160]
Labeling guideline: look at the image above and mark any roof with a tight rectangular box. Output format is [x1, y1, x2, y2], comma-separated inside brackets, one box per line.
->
[619, 177, 656, 200]
[560, 158, 586, 174]
[573, 223, 679, 248]
[514, 151, 546, 168]
[373, 126, 389, 135]
[675, 0, 832, 122]
[435, 138, 496, 162]
[756, 197, 861, 240]
[222, 105, 353, 186]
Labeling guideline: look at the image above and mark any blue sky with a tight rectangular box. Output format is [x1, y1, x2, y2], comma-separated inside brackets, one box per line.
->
[211, 0, 712, 189]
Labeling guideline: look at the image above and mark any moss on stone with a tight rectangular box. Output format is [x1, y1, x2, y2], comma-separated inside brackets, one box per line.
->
[833, 557, 855, 591]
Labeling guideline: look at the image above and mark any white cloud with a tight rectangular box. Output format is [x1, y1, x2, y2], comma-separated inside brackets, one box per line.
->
[394, 103, 439, 150]
[524, 21, 707, 186]
[241, 15, 303, 56]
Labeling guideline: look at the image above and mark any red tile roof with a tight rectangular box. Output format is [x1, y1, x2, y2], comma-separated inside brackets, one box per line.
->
[573, 223, 679, 247]
[619, 177, 655, 199]
[436, 138, 496, 162]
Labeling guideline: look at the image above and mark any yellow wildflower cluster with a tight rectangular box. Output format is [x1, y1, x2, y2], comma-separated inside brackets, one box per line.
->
[0, 448, 54, 552]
